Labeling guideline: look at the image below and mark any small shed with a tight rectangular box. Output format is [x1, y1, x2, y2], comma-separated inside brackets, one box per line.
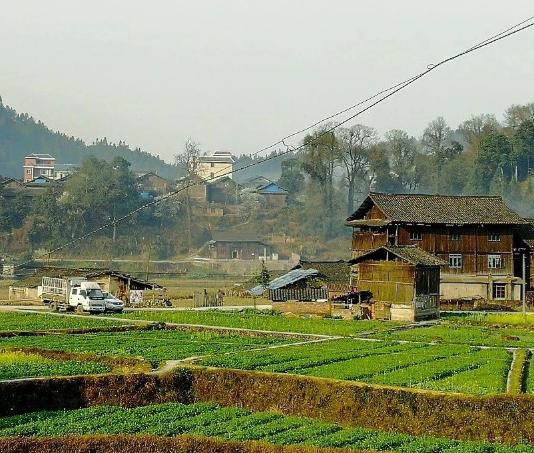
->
[249, 268, 328, 302]
[349, 245, 444, 322]
[293, 260, 351, 300]
[206, 232, 271, 260]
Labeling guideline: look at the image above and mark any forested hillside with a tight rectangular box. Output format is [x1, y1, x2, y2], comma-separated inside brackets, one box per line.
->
[0, 97, 176, 179]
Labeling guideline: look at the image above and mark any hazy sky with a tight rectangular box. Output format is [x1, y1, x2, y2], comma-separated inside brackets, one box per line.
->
[1, 1, 533, 164]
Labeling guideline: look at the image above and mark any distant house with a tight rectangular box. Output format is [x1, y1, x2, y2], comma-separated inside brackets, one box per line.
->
[242, 175, 273, 189]
[23, 153, 56, 183]
[255, 182, 288, 207]
[347, 192, 528, 303]
[207, 177, 240, 205]
[136, 172, 171, 196]
[196, 151, 235, 181]
[53, 164, 77, 179]
[206, 232, 271, 260]
[350, 245, 444, 322]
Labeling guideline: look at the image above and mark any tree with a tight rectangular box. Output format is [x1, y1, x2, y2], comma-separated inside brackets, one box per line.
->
[512, 119, 534, 180]
[174, 139, 202, 250]
[504, 103, 534, 129]
[384, 130, 419, 192]
[458, 114, 500, 153]
[277, 158, 304, 195]
[255, 260, 271, 288]
[301, 126, 338, 238]
[336, 125, 376, 215]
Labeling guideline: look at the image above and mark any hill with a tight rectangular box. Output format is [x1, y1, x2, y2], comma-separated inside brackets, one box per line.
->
[0, 97, 177, 179]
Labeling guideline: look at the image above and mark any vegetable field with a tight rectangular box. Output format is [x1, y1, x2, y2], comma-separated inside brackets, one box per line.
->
[115, 309, 399, 336]
[200, 338, 511, 394]
[0, 402, 531, 453]
[0, 311, 130, 332]
[370, 324, 534, 348]
[0, 329, 288, 366]
[0, 350, 110, 380]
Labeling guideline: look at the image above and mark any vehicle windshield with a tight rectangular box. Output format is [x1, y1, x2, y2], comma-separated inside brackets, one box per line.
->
[87, 289, 104, 299]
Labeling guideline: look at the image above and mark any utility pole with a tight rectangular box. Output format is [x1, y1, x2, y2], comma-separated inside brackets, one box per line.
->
[145, 243, 152, 281]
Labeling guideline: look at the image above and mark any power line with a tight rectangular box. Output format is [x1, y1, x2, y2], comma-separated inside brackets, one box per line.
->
[16, 16, 534, 268]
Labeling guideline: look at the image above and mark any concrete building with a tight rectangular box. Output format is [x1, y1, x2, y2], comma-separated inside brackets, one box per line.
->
[23, 154, 56, 183]
[196, 151, 235, 181]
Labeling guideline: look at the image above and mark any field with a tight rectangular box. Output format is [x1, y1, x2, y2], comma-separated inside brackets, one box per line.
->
[370, 323, 534, 348]
[0, 328, 289, 367]
[444, 312, 534, 327]
[0, 311, 133, 332]
[0, 401, 532, 453]
[200, 338, 511, 394]
[117, 309, 399, 336]
[0, 350, 110, 380]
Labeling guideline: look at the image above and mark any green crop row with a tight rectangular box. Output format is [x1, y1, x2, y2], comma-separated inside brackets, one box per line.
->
[0, 402, 533, 453]
[200, 339, 511, 394]
[0, 311, 128, 333]
[114, 309, 400, 336]
[370, 324, 534, 348]
[0, 329, 288, 366]
[0, 350, 110, 380]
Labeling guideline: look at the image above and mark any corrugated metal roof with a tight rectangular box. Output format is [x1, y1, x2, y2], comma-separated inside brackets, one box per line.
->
[347, 192, 527, 225]
[248, 268, 319, 296]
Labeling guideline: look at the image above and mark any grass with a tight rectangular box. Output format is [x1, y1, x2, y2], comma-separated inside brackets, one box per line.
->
[0, 402, 531, 452]
[200, 338, 511, 394]
[0, 350, 110, 380]
[370, 323, 534, 348]
[0, 311, 131, 332]
[0, 329, 289, 367]
[116, 309, 400, 336]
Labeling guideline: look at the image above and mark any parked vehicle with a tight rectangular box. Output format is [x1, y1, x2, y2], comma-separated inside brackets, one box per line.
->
[101, 291, 124, 313]
[39, 277, 106, 314]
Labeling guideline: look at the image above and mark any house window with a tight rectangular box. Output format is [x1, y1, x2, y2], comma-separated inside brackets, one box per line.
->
[449, 254, 462, 268]
[26, 169, 31, 174]
[231, 250, 238, 259]
[210, 172, 215, 179]
[210, 162, 215, 167]
[449, 233, 461, 241]
[488, 254, 502, 269]
[488, 232, 501, 242]
[493, 283, 506, 300]
[409, 231, 422, 241]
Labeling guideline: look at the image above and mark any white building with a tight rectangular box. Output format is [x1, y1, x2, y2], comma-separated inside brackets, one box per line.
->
[196, 151, 235, 181]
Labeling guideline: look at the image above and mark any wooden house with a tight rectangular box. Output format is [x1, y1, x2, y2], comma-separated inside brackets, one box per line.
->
[135, 172, 171, 196]
[350, 245, 444, 322]
[206, 232, 271, 260]
[346, 193, 528, 303]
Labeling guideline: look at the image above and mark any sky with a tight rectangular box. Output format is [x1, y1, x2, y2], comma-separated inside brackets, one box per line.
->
[1, 1, 533, 164]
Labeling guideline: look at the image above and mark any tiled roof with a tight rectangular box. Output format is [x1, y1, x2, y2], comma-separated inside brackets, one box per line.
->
[515, 219, 534, 248]
[347, 192, 527, 225]
[350, 245, 447, 267]
[296, 260, 350, 284]
[210, 231, 265, 243]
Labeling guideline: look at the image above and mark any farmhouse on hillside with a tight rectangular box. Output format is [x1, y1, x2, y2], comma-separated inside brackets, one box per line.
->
[346, 192, 529, 304]
[204, 232, 272, 260]
[350, 245, 444, 322]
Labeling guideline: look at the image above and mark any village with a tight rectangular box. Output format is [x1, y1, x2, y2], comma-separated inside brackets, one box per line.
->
[2, 5, 534, 453]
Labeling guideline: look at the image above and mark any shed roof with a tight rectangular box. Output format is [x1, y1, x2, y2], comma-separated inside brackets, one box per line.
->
[256, 183, 288, 195]
[350, 245, 446, 267]
[347, 192, 527, 226]
[248, 268, 319, 296]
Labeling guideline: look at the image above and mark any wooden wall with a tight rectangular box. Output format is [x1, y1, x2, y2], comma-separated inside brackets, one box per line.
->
[358, 261, 415, 304]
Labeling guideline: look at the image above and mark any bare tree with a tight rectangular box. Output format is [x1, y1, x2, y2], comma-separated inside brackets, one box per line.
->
[174, 138, 201, 251]
[336, 125, 376, 214]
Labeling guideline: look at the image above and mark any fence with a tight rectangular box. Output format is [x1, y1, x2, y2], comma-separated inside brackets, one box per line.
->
[268, 287, 328, 302]
[193, 291, 224, 308]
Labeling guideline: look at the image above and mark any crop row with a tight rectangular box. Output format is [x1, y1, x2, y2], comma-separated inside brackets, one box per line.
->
[116, 309, 400, 336]
[370, 324, 534, 348]
[0, 402, 531, 453]
[0, 330, 288, 366]
[0, 311, 128, 332]
[0, 350, 110, 380]
[200, 340, 511, 394]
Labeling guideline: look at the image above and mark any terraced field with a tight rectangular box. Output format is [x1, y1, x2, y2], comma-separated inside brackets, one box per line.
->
[200, 338, 512, 394]
[0, 311, 130, 332]
[115, 309, 398, 336]
[0, 350, 110, 380]
[0, 402, 530, 453]
[0, 329, 289, 366]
